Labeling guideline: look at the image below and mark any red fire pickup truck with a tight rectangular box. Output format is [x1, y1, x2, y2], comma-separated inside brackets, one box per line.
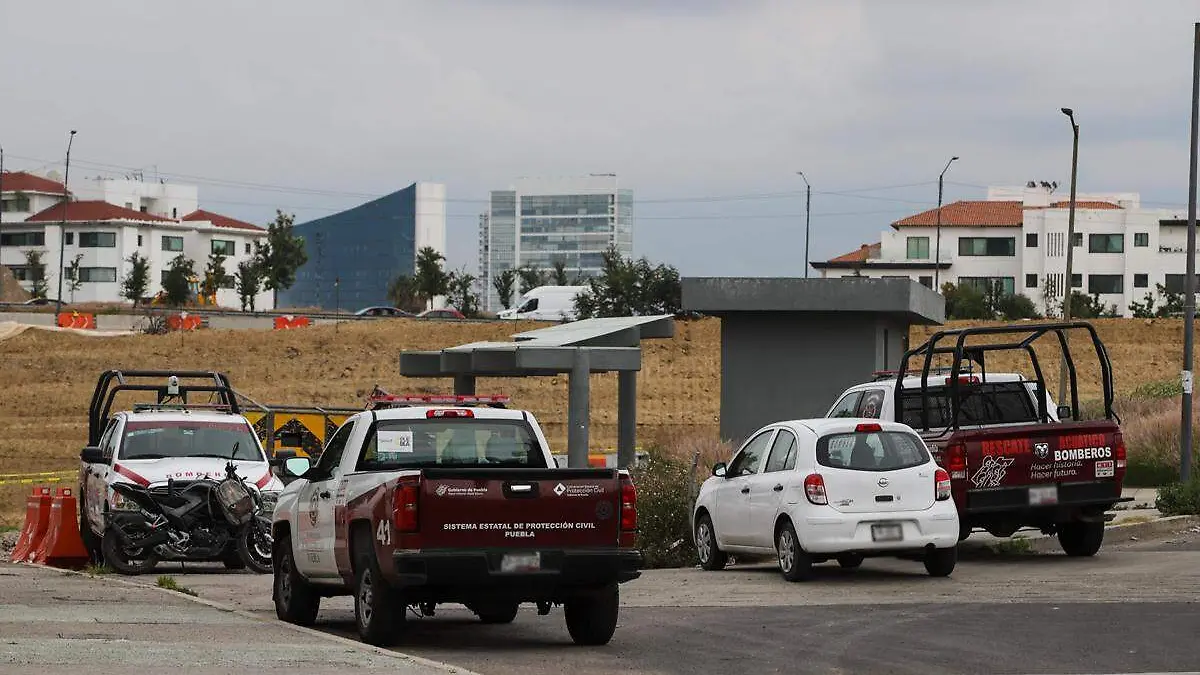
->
[826, 322, 1130, 556]
[269, 394, 641, 647]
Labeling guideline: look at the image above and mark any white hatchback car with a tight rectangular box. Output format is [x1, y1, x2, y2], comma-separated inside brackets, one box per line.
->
[693, 418, 960, 581]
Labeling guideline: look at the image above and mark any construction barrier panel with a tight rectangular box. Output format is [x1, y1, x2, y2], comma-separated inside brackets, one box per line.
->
[167, 313, 203, 331]
[10, 486, 53, 563]
[56, 312, 97, 329]
[29, 487, 89, 569]
[273, 315, 311, 330]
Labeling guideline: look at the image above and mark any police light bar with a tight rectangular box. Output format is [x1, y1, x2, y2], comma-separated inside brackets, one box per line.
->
[370, 394, 512, 405]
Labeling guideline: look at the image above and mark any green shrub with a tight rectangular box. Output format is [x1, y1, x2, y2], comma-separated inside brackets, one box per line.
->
[1156, 477, 1200, 516]
[631, 448, 699, 569]
[1132, 379, 1183, 400]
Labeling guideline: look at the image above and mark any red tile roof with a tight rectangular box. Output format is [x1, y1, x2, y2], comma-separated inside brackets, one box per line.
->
[0, 171, 68, 195]
[25, 200, 174, 223]
[892, 200, 1024, 228]
[181, 209, 264, 232]
[828, 242, 881, 263]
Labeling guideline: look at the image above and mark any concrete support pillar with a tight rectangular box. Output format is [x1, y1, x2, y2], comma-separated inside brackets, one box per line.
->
[453, 374, 476, 396]
[567, 349, 591, 468]
[617, 370, 637, 469]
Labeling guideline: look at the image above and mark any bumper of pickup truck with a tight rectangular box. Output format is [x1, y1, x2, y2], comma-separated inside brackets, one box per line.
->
[390, 548, 643, 593]
[964, 480, 1132, 516]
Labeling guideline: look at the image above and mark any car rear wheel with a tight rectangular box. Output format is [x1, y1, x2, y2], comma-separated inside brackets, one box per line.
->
[924, 546, 957, 577]
[694, 514, 727, 571]
[776, 521, 813, 582]
[273, 535, 320, 626]
[836, 553, 864, 569]
[1057, 520, 1104, 557]
[353, 537, 404, 646]
[564, 583, 619, 646]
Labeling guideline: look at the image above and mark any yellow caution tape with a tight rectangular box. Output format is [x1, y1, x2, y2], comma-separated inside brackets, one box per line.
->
[0, 475, 71, 487]
[0, 469, 76, 479]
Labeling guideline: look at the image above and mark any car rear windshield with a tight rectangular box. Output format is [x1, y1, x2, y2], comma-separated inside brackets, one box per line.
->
[900, 382, 1039, 429]
[120, 421, 264, 461]
[816, 430, 930, 472]
[356, 418, 547, 471]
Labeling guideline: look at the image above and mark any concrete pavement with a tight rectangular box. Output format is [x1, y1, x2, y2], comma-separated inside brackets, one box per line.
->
[0, 563, 474, 675]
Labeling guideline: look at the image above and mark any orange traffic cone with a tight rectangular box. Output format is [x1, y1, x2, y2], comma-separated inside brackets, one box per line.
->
[29, 487, 89, 569]
[10, 486, 53, 563]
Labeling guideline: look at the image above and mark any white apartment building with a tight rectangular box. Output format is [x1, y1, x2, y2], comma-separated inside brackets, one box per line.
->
[813, 184, 1188, 318]
[1, 172, 272, 308]
[479, 175, 634, 311]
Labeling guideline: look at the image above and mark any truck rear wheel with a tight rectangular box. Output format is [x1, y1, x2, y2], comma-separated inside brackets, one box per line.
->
[564, 583, 619, 646]
[1058, 520, 1104, 557]
[273, 535, 320, 626]
[353, 537, 405, 646]
[474, 601, 520, 624]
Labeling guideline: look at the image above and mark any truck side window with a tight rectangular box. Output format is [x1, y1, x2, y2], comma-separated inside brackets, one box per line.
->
[522, 298, 539, 312]
[99, 419, 119, 461]
[856, 389, 886, 419]
[314, 421, 355, 475]
[829, 391, 863, 418]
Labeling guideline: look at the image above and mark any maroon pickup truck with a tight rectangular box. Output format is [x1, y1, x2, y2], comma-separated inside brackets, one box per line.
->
[827, 322, 1130, 555]
[270, 395, 641, 647]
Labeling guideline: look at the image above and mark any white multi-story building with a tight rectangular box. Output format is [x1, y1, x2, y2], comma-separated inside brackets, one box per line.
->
[479, 175, 633, 311]
[813, 184, 1188, 318]
[0, 172, 271, 308]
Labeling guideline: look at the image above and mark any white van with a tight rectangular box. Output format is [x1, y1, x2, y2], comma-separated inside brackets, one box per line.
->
[498, 285, 589, 321]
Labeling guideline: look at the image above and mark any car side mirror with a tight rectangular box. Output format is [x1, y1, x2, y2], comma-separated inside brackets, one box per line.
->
[1057, 405, 1073, 420]
[712, 462, 727, 478]
[80, 446, 105, 464]
[283, 457, 312, 478]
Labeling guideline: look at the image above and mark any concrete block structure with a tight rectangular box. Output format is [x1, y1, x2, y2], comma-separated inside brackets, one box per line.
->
[683, 277, 944, 443]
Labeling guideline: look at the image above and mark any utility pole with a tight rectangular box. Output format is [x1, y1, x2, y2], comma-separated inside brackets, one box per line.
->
[934, 157, 958, 287]
[54, 130, 76, 316]
[1057, 109, 1080, 407]
[796, 171, 811, 278]
[1181, 22, 1199, 483]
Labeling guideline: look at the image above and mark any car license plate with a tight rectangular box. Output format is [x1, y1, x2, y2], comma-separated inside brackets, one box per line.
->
[871, 523, 903, 542]
[1029, 485, 1058, 506]
[500, 552, 541, 573]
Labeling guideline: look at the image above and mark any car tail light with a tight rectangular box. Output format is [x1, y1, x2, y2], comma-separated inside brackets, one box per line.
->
[945, 441, 967, 480]
[804, 473, 828, 505]
[1114, 431, 1127, 470]
[855, 423, 882, 433]
[935, 468, 952, 501]
[393, 477, 420, 533]
[427, 409, 473, 418]
[620, 473, 637, 531]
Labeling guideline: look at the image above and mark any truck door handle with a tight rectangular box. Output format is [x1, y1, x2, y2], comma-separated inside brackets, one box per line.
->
[773, 484, 784, 492]
[740, 486, 750, 494]
[510, 484, 533, 493]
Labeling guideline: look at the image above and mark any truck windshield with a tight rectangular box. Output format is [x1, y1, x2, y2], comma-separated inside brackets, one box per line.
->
[356, 419, 547, 470]
[900, 382, 1039, 429]
[120, 421, 264, 461]
[816, 430, 929, 472]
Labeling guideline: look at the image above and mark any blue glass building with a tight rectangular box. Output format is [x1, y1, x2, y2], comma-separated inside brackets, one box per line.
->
[279, 182, 446, 310]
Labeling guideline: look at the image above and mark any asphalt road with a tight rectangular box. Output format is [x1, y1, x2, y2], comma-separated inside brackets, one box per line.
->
[151, 521, 1200, 675]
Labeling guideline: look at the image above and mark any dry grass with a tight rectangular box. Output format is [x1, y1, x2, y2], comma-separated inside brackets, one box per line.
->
[0, 315, 1189, 526]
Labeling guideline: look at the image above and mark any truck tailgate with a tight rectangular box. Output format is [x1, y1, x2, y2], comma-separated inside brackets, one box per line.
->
[949, 420, 1124, 490]
[419, 468, 622, 549]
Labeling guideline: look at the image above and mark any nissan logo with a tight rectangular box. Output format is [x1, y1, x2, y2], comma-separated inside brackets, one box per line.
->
[877, 477, 889, 488]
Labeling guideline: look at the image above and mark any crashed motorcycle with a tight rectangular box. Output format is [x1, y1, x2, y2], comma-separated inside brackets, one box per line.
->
[102, 458, 274, 575]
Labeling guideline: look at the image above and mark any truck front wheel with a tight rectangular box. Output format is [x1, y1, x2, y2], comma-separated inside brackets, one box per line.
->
[1057, 520, 1105, 557]
[564, 583, 619, 646]
[273, 535, 320, 626]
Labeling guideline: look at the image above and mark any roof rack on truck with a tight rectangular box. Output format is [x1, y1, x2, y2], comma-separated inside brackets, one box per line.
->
[88, 370, 240, 446]
[365, 385, 511, 410]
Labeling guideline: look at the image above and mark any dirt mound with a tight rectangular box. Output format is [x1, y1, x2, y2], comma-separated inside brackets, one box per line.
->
[0, 267, 30, 303]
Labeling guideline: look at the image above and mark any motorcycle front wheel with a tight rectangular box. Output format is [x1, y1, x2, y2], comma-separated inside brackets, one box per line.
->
[101, 527, 159, 575]
[237, 517, 273, 574]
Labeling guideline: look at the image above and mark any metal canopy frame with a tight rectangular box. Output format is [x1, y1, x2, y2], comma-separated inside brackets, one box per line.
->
[88, 370, 240, 446]
[895, 321, 1118, 434]
[398, 315, 675, 468]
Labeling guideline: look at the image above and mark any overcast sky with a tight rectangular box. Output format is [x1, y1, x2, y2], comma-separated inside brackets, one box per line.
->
[2, 0, 1198, 277]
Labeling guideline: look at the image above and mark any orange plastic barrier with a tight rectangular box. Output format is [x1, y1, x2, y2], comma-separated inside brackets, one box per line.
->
[56, 312, 96, 329]
[166, 313, 203, 331]
[10, 486, 53, 563]
[273, 315, 311, 330]
[29, 487, 89, 569]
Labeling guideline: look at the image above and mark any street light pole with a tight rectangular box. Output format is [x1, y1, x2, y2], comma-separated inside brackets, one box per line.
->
[934, 156, 959, 287]
[796, 171, 811, 278]
[1181, 22, 1199, 483]
[1057, 109, 1080, 407]
[54, 130, 76, 316]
